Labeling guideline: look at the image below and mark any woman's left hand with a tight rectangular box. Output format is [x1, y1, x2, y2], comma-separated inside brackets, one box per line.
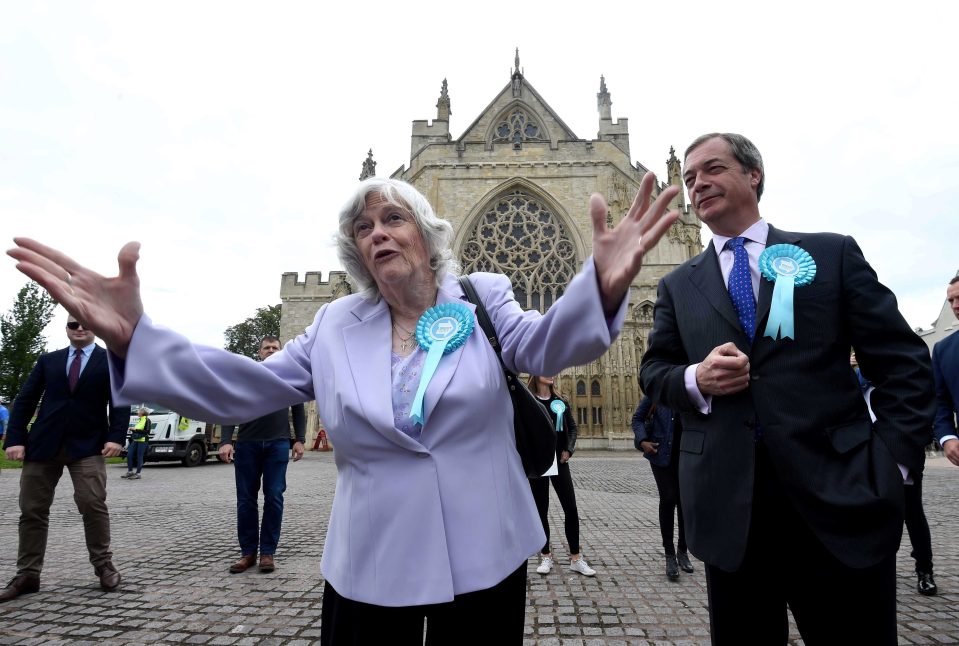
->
[590, 172, 680, 314]
[560, 450, 571, 464]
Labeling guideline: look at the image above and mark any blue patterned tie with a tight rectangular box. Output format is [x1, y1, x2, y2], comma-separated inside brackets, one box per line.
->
[725, 237, 756, 343]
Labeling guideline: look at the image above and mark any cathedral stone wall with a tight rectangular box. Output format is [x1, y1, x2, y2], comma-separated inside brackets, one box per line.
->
[280, 56, 701, 448]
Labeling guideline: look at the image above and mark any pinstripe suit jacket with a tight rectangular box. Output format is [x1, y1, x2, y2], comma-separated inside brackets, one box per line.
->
[640, 225, 934, 571]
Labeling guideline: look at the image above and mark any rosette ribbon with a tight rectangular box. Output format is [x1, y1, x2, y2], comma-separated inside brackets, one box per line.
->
[550, 399, 566, 433]
[409, 303, 474, 425]
[759, 244, 816, 340]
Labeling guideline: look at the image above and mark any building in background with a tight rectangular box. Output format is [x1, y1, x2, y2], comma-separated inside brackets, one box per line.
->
[280, 52, 701, 448]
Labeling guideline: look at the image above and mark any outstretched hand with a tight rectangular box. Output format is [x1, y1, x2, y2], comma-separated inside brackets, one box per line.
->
[591, 173, 680, 314]
[7, 238, 144, 358]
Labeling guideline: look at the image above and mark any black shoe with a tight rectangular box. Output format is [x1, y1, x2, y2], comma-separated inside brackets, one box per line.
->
[0, 574, 39, 602]
[665, 554, 680, 581]
[917, 571, 937, 596]
[677, 551, 694, 573]
[95, 562, 121, 591]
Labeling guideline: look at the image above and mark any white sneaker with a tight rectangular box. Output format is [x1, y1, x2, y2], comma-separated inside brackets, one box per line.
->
[569, 558, 596, 576]
[535, 555, 553, 574]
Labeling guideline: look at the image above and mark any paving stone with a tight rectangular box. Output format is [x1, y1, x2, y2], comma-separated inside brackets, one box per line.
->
[0, 451, 956, 644]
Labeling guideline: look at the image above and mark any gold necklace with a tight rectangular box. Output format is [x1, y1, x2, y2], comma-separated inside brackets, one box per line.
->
[393, 322, 415, 352]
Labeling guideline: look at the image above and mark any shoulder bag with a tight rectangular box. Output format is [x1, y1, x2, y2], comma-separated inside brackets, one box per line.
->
[459, 276, 556, 478]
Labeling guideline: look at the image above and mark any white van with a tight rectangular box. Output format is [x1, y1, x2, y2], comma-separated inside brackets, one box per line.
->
[126, 403, 221, 467]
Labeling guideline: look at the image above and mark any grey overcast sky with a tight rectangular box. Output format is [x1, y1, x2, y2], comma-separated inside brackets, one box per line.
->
[2, 1, 957, 350]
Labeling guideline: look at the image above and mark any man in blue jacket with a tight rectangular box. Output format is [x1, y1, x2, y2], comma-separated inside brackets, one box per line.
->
[1, 316, 130, 602]
[933, 276, 959, 468]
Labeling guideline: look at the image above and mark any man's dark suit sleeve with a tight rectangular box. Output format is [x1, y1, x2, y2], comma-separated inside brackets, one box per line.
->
[107, 398, 131, 446]
[640, 278, 696, 413]
[4, 355, 46, 448]
[841, 236, 935, 472]
[932, 341, 957, 444]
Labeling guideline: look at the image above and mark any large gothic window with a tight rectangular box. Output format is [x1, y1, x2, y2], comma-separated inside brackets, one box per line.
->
[461, 191, 578, 313]
[491, 109, 547, 147]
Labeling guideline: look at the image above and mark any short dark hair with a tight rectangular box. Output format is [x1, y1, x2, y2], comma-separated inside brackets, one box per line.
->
[685, 132, 765, 201]
[949, 275, 959, 286]
[259, 335, 280, 348]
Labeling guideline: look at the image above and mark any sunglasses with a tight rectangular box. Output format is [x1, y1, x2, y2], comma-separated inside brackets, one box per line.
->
[66, 321, 86, 330]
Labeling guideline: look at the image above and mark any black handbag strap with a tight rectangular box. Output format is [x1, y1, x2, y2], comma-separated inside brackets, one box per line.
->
[459, 275, 511, 375]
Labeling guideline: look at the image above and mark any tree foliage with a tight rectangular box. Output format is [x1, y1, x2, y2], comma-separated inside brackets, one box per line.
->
[0, 282, 57, 401]
[224, 304, 282, 360]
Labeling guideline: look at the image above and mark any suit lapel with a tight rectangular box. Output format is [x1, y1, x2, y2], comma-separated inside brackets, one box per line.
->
[688, 242, 744, 333]
[755, 225, 802, 334]
[343, 297, 424, 451]
[418, 276, 474, 432]
[81, 346, 105, 386]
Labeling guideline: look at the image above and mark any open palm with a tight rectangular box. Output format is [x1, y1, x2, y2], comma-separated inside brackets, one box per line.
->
[8, 238, 144, 357]
[591, 172, 680, 312]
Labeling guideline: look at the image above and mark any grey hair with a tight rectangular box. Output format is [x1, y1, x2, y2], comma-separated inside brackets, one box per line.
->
[335, 178, 459, 300]
[684, 133, 765, 201]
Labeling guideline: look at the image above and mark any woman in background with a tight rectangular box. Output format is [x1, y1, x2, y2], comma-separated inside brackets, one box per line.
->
[528, 375, 595, 577]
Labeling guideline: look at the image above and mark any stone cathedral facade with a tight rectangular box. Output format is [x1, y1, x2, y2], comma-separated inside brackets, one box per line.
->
[280, 53, 702, 448]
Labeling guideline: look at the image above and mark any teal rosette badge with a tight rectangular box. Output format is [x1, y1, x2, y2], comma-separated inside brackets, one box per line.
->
[550, 399, 566, 433]
[759, 244, 816, 340]
[409, 303, 474, 425]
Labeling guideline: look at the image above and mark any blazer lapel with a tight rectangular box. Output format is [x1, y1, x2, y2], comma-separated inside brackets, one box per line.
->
[755, 225, 802, 333]
[417, 276, 474, 433]
[81, 346, 105, 385]
[343, 297, 423, 452]
[688, 242, 743, 333]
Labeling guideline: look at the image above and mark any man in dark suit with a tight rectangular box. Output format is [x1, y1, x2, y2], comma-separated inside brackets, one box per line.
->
[1, 315, 130, 602]
[933, 276, 959, 467]
[640, 133, 934, 645]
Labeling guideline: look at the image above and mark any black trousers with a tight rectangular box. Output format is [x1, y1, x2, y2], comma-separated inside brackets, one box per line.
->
[704, 442, 898, 646]
[319, 562, 527, 645]
[649, 448, 686, 555]
[903, 471, 934, 573]
[529, 457, 581, 555]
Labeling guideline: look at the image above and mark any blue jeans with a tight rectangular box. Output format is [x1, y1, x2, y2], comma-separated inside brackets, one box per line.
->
[127, 441, 147, 473]
[233, 439, 290, 556]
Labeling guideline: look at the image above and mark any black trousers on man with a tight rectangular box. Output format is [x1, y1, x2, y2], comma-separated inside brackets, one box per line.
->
[704, 442, 897, 645]
[904, 471, 934, 573]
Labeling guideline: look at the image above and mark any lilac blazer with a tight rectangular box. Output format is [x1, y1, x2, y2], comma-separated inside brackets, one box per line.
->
[109, 259, 625, 606]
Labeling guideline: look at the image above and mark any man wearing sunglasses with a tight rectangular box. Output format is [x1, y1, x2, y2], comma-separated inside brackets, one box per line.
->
[1, 315, 130, 602]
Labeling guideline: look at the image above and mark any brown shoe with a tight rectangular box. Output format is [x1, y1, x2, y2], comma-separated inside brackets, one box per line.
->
[259, 554, 275, 573]
[229, 554, 257, 574]
[96, 562, 121, 591]
[0, 574, 40, 602]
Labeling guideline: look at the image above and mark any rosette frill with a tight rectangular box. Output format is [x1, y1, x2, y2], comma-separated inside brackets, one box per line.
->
[759, 244, 817, 340]
[409, 303, 474, 425]
[550, 399, 566, 433]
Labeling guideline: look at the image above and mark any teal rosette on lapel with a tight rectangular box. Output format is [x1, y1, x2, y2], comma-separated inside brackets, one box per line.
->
[409, 303, 474, 425]
[550, 399, 566, 433]
[759, 244, 816, 340]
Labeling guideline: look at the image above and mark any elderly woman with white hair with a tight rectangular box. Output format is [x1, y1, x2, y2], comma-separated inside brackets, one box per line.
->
[8, 174, 678, 644]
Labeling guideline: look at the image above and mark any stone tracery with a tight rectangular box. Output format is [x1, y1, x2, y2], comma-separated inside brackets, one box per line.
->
[460, 190, 578, 313]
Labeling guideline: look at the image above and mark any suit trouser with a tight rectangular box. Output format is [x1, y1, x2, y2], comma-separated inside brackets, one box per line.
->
[17, 451, 113, 576]
[704, 441, 897, 646]
[903, 471, 934, 573]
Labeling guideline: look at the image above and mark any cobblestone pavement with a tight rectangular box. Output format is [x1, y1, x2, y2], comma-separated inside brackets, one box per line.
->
[0, 451, 956, 645]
